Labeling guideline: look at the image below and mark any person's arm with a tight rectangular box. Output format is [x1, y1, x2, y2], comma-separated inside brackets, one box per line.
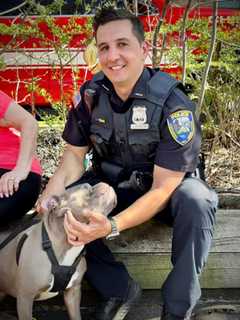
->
[64, 165, 185, 245]
[114, 165, 184, 232]
[37, 79, 91, 212]
[0, 101, 38, 198]
[37, 143, 88, 213]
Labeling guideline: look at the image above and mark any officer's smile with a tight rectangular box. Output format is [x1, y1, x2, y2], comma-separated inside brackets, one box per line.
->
[110, 65, 126, 71]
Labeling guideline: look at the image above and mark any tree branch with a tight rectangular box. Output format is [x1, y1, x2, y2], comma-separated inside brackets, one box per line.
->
[0, 1, 27, 16]
[180, 0, 193, 85]
[197, 0, 218, 116]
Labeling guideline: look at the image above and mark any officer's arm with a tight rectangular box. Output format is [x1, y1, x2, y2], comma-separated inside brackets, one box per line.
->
[63, 164, 185, 245]
[114, 165, 185, 232]
[37, 144, 88, 213]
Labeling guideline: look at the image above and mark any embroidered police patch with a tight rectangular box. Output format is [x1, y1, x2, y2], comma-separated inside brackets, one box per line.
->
[167, 110, 194, 145]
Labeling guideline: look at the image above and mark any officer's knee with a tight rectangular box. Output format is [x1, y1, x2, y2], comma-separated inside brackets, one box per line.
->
[171, 178, 218, 229]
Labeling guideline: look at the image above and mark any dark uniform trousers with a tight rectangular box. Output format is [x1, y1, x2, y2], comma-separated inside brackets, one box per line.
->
[81, 175, 218, 317]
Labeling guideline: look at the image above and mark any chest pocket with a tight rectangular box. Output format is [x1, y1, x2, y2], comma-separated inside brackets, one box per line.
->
[90, 121, 112, 143]
[90, 95, 113, 144]
[128, 104, 162, 162]
[90, 95, 114, 160]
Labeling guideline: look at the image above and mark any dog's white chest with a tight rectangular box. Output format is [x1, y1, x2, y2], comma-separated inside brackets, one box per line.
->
[61, 245, 84, 266]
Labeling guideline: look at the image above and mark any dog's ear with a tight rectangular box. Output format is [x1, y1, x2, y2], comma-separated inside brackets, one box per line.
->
[45, 195, 61, 212]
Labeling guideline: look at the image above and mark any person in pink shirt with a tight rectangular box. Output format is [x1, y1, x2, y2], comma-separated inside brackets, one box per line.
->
[0, 90, 42, 226]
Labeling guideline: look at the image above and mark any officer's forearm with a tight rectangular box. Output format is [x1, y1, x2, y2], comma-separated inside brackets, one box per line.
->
[114, 166, 185, 232]
[116, 164, 186, 232]
[113, 187, 171, 232]
[39, 145, 87, 205]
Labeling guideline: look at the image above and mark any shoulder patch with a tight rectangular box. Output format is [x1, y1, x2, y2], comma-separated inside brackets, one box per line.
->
[167, 110, 194, 145]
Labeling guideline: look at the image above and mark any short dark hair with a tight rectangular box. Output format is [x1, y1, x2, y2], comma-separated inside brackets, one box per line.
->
[93, 7, 145, 44]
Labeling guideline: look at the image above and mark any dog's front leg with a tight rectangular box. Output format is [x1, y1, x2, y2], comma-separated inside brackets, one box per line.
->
[16, 294, 34, 320]
[64, 284, 82, 320]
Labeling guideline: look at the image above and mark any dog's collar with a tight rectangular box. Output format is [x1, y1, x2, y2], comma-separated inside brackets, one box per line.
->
[41, 223, 85, 292]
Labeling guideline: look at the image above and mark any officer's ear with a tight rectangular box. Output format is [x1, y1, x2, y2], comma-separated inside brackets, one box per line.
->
[141, 41, 149, 60]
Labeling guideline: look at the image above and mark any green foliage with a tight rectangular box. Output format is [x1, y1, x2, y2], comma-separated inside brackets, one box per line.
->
[0, 21, 40, 40]
[38, 106, 66, 128]
[26, 0, 65, 15]
[0, 1, 239, 147]
[0, 57, 6, 70]
[0, 0, 93, 119]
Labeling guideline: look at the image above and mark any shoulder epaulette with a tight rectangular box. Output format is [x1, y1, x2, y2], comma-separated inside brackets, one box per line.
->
[147, 71, 185, 106]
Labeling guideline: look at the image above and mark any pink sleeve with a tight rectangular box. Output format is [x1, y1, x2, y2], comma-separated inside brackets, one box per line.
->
[0, 90, 14, 119]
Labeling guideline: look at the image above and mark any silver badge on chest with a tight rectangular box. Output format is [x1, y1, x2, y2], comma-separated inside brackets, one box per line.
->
[130, 106, 149, 129]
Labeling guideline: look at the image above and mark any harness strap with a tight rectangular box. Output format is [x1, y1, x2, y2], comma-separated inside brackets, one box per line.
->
[16, 233, 28, 265]
[41, 223, 85, 292]
[0, 213, 40, 251]
[42, 223, 59, 265]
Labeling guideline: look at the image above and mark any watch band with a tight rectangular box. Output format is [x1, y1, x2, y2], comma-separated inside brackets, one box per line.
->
[106, 217, 120, 240]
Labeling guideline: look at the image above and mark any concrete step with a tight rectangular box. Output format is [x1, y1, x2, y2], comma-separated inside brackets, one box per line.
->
[1, 289, 240, 320]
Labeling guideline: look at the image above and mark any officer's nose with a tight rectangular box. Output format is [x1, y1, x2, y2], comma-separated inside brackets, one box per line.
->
[107, 46, 120, 62]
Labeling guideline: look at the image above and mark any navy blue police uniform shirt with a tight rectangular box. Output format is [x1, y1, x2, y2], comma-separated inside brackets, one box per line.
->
[62, 68, 201, 173]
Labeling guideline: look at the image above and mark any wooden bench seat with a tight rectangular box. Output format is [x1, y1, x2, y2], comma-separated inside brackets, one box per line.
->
[108, 209, 240, 289]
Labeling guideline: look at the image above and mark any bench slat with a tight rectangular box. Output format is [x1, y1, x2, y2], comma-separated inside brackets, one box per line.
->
[107, 209, 240, 289]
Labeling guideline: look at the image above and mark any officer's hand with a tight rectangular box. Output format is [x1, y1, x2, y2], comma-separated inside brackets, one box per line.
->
[64, 210, 112, 246]
[36, 196, 50, 214]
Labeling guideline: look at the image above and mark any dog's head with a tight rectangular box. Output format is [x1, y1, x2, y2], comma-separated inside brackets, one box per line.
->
[44, 182, 117, 227]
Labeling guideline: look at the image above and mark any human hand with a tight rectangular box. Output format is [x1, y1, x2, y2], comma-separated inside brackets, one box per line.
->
[0, 168, 29, 198]
[64, 210, 112, 246]
[36, 196, 50, 214]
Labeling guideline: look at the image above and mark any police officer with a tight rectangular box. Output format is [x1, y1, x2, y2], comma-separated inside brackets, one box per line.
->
[38, 7, 218, 320]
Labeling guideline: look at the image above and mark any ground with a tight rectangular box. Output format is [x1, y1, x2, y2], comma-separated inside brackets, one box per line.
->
[1, 289, 240, 319]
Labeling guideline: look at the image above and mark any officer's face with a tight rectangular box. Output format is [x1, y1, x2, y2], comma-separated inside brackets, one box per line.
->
[96, 19, 148, 94]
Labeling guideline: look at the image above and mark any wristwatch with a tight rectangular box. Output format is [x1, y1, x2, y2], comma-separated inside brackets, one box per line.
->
[106, 217, 120, 240]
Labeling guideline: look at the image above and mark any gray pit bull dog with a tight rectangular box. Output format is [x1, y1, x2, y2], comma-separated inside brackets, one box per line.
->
[0, 182, 117, 320]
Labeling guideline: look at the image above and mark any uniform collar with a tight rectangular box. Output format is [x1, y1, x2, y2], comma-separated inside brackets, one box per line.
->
[129, 68, 152, 99]
[99, 68, 151, 102]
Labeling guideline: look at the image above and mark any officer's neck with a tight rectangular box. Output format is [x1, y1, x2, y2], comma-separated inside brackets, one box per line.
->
[113, 68, 144, 102]
[114, 86, 133, 102]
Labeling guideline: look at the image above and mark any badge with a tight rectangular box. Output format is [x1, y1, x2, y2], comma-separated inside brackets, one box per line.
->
[130, 106, 149, 129]
[167, 110, 194, 145]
